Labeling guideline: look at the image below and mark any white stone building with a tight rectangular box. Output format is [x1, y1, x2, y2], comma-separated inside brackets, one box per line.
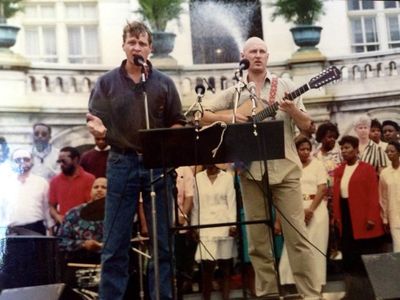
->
[1, 0, 400, 151]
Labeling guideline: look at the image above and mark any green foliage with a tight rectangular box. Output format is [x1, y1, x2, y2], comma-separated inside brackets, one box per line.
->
[137, 0, 184, 31]
[271, 0, 324, 25]
[0, 0, 24, 22]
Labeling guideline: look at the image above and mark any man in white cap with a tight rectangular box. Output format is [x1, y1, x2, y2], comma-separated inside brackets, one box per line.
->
[0, 149, 54, 235]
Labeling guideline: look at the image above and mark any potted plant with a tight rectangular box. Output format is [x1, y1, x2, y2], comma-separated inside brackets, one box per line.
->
[0, 0, 24, 49]
[137, 0, 184, 57]
[271, 0, 324, 50]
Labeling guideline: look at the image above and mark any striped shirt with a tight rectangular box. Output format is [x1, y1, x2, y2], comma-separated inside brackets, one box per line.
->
[359, 140, 388, 172]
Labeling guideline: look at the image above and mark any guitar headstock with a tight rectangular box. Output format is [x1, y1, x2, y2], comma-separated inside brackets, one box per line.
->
[309, 66, 341, 89]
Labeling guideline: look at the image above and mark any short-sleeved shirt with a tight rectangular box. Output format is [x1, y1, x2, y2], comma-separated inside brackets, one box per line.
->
[31, 144, 60, 180]
[49, 166, 95, 215]
[203, 71, 304, 184]
[300, 158, 328, 195]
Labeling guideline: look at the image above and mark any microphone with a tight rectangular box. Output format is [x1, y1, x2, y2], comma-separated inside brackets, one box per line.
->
[133, 55, 147, 67]
[237, 58, 250, 72]
[195, 84, 206, 97]
[202, 77, 216, 93]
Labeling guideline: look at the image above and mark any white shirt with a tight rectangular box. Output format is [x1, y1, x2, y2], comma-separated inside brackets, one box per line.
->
[340, 162, 359, 198]
[300, 158, 327, 195]
[31, 144, 60, 180]
[191, 170, 236, 239]
[0, 173, 54, 228]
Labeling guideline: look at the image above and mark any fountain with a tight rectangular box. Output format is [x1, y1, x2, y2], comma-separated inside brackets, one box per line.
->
[190, 1, 258, 64]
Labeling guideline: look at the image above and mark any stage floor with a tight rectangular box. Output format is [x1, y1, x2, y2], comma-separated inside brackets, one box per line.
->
[183, 280, 346, 300]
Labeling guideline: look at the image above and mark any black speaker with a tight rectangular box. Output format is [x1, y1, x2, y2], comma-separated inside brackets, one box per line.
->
[362, 252, 400, 299]
[0, 283, 65, 300]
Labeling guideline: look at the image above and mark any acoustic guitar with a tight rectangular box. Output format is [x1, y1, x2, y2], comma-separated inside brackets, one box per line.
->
[231, 65, 341, 122]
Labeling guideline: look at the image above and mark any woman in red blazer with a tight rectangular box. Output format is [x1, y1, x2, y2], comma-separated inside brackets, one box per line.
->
[333, 135, 385, 300]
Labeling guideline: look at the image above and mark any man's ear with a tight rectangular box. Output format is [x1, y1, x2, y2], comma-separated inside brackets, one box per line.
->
[240, 52, 244, 59]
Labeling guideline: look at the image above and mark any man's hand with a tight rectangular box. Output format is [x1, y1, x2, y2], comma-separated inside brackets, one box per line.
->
[86, 113, 107, 138]
[82, 239, 102, 252]
[278, 99, 297, 115]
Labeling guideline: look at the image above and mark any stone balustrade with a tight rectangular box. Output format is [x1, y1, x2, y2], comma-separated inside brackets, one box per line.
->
[2, 51, 400, 149]
[21, 51, 400, 107]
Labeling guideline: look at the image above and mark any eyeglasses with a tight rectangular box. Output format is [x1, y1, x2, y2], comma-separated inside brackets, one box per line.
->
[34, 131, 49, 137]
[14, 157, 31, 163]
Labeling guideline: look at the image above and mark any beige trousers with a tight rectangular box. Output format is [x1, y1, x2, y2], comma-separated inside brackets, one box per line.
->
[240, 172, 321, 298]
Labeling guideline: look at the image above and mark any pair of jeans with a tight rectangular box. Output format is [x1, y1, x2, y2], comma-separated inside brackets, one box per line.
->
[99, 151, 173, 300]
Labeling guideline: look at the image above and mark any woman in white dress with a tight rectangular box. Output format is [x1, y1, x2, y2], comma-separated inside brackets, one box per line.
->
[279, 136, 329, 291]
[379, 141, 400, 252]
[191, 164, 237, 300]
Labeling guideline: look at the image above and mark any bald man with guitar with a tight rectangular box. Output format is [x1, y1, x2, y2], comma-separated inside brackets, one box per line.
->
[201, 37, 340, 299]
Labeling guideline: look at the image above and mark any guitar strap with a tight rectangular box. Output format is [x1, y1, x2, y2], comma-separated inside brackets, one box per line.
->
[268, 76, 278, 105]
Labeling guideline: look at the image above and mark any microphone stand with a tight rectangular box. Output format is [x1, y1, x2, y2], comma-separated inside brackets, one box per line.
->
[141, 64, 161, 300]
[249, 91, 258, 137]
[232, 69, 245, 124]
[193, 95, 204, 139]
[184, 85, 205, 139]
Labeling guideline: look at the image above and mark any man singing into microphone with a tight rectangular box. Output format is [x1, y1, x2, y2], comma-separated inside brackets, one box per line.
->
[86, 21, 186, 300]
[202, 37, 321, 299]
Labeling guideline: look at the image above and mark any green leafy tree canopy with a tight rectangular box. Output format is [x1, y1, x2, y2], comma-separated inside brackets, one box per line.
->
[137, 0, 184, 31]
[271, 0, 324, 25]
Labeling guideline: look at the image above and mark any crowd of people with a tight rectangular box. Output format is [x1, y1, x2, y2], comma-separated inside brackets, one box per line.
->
[1, 20, 400, 300]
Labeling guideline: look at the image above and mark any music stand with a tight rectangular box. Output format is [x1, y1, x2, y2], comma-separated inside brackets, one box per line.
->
[139, 121, 284, 168]
[139, 121, 284, 300]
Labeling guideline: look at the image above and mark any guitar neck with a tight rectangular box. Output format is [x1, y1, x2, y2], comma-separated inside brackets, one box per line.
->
[253, 83, 310, 122]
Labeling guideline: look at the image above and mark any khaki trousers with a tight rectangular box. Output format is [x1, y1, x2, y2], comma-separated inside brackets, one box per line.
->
[240, 172, 321, 298]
